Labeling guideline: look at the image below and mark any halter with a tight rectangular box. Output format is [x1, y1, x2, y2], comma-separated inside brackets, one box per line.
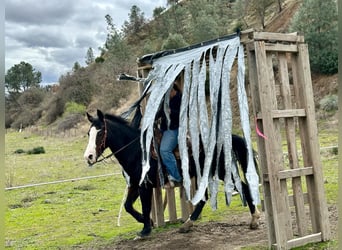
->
[95, 118, 107, 157]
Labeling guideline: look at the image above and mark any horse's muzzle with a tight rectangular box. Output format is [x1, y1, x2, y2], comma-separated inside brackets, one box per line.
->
[85, 154, 97, 167]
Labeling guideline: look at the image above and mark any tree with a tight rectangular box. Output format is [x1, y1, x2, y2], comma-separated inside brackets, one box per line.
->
[290, 0, 338, 74]
[152, 6, 165, 18]
[250, 0, 273, 29]
[122, 5, 147, 41]
[161, 33, 189, 50]
[277, 0, 284, 12]
[189, 10, 220, 43]
[73, 62, 81, 72]
[5, 61, 41, 92]
[232, 0, 251, 29]
[101, 14, 133, 73]
[85, 47, 95, 65]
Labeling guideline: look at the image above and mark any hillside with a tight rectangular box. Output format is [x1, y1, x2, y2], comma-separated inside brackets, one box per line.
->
[5, 0, 337, 131]
[118, 0, 337, 124]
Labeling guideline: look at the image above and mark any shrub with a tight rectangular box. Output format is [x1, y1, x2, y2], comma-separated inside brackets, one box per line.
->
[56, 113, 84, 132]
[14, 149, 25, 154]
[26, 146, 45, 155]
[319, 94, 338, 112]
[331, 147, 338, 155]
[11, 107, 43, 129]
[95, 57, 105, 63]
[64, 102, 86, 116]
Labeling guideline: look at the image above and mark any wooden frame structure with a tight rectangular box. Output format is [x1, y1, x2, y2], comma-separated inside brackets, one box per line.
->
[136, 30, 331, 248]
[244, 31, 331, 249]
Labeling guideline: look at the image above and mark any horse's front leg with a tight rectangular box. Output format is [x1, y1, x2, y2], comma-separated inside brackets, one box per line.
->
[124, 186, 144, 223]
[138, 185, 154, 237]
[179, 191, 208, 233]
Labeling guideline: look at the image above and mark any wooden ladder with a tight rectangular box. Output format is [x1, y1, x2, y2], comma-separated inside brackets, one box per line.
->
[245, 31, 331, 249]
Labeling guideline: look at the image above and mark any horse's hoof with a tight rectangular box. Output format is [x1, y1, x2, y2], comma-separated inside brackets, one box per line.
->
[133, 235, 143, 240]
[179, 218, 194, 233]
[138, 227, 152, 237]
[250, 209, 261, 230]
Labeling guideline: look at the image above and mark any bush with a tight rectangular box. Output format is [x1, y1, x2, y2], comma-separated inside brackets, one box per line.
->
[319, 94, 338, 112]
[161, 33, 189, 50]
[26, 146, 45, 155]
[11, 107, 43, 129]
[64, 102, 86, 115]
[43, 96, 66, 124]
[14, 149, 25, 154]
[17, 87, 45, 106]
[56, 113, 84, 132]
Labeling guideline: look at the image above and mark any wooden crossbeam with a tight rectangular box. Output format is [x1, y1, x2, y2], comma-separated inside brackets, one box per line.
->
[263, 167, 313, 181]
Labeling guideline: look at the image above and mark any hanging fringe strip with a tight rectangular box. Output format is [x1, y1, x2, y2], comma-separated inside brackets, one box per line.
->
[139, 34, 260, 207]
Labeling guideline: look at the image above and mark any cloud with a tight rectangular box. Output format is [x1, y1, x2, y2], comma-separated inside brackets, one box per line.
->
[6, 0, 76, 25]
[5, 0, 167, 84]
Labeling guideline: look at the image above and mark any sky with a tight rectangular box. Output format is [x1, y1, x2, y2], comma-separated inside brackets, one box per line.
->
[5, 0, 167, 85]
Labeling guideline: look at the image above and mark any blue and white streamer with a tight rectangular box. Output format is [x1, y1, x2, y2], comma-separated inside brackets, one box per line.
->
[139, 36, 260, 207]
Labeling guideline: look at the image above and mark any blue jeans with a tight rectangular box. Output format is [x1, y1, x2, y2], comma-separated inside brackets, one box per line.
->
[160, 129, 182, 182]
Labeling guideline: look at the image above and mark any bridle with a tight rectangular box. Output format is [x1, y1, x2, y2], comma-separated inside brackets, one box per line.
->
[95, 118, 108, 157]
[93, 118, 140, 164]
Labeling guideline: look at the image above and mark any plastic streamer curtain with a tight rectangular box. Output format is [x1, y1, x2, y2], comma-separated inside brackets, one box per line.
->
[139, 36, 260, 207]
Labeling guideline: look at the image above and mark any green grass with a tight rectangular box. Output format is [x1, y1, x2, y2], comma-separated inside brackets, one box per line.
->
[5, 119, 338, 249]
[5, 178, 141, 249]
[5, 131, 115, 187]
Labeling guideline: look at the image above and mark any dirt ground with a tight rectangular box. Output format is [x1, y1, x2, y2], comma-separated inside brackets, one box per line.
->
[109, 205, 337, 250]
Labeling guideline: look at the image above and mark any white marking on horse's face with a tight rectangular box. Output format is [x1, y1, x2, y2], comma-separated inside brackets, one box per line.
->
[84, 126, 100, 165]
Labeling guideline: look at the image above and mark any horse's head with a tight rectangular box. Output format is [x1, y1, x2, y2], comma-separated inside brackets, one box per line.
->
[84, 109, 107, 166]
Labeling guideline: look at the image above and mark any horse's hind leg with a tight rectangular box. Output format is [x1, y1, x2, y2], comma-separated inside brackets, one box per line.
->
[124, 186, 144, 223]
[242, 182, 260, 229]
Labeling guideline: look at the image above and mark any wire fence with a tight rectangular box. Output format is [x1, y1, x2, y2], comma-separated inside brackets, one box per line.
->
[5, 173, 121, 191]
[6, 126, 86, 138]
[4, 145, 337, 192]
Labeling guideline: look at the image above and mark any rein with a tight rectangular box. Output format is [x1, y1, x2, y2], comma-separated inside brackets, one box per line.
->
[95, 118, 140, 164]
[96, 136, 140, 163]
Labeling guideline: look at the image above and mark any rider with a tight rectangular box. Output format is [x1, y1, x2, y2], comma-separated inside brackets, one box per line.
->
[159, 77, 182, 186]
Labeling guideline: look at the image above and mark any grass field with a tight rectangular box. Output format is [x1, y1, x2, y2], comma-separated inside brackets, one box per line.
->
[5, 118, 338, 249]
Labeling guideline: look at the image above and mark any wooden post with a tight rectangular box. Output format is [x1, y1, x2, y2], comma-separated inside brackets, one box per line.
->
[292, 44, 330, 240]
[152, 187, 165, 227]
[166, 187, 177, 222]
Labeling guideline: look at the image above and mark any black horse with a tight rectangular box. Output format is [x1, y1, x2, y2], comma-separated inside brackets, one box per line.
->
[84, 109, 260, 237]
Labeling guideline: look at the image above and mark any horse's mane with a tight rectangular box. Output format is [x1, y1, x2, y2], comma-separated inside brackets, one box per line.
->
[104, 113, 130, 125]
[104, 113, 139, 131]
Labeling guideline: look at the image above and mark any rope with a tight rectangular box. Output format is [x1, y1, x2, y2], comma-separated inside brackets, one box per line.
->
[96, 136, 140, 164]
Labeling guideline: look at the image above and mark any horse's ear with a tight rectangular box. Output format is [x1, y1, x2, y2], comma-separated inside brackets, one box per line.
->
[97, 109, 104, 122]
[86, 112, 94, 122]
